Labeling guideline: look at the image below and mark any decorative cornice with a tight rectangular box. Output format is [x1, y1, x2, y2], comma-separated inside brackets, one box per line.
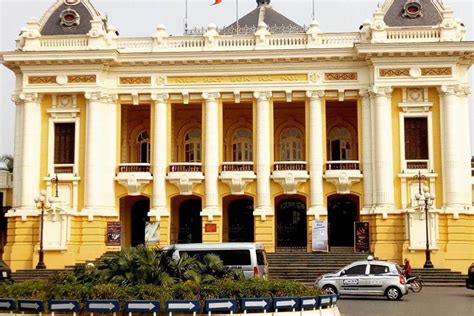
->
[324, 72, 358, 81]
[28, 76, 56, 84]
[68, 75, 97, 84]
[119, 77, 152, 85]
[84, 92, 116, 103]
[19, 92, 40, 103]
[370, 86, 392, 98]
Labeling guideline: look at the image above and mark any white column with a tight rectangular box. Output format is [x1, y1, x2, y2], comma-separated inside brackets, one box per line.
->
[254, 91, 273, 220]
[11, 94, 24, 208]
[83, 92, 116, 218]
[103, 94, 118, 211]
[361, 90, 374, 211]
[201, 92, 221, 220]
[307, 90, 325, 218]
[19, 93, 42, 210]
[372, 86, 395, 211]
[150, 93, 169, 220]
[440, 85, 472, 213]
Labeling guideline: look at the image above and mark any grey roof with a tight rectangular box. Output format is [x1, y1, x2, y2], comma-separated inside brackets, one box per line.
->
[222, 0, 304, 34]
[41, 0, 103, 36]
[384, 0, 443, 27]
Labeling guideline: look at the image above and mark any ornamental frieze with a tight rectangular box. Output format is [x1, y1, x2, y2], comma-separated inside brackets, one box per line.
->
[119, 77, 152, 85]
[421, 67, 452, 76]
[68, 75, 96, 84]
[324, 72, 358, 81]
[167, 74, 307, 84]
[28, 76, 56, 84]
[379, 68, 410, 77]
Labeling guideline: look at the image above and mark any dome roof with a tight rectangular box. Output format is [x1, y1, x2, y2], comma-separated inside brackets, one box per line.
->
[39, 0, 105, 36]
[383, 0, 443, 27]
[222, 0, 304, 35]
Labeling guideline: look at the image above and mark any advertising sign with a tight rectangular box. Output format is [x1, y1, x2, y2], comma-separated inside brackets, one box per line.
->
[106, 222, 122, 246]
[354, 222, 370, 252]
[312, 220, 328, 252]
[145, 222, 160, 245]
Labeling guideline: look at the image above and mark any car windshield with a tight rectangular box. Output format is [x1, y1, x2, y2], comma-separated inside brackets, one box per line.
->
[396, 264, 404, 274]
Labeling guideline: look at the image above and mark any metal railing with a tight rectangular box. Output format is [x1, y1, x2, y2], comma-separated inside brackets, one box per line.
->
[169, 163, 202, 173]
[118, 163, 151, 173]
[406, 160, 429, 170]
[54, 164, 74, 174]
[274, 161, 307, 171]
[326, 160, 360, 171]
[221, 162, 254, 172]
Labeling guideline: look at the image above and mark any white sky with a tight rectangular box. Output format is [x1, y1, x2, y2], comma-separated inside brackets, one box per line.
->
[0, 0, 473, 155]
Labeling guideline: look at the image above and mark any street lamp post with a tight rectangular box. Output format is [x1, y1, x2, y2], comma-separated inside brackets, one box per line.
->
[33, 190, 56, 270]
[413, 171, 435, 269]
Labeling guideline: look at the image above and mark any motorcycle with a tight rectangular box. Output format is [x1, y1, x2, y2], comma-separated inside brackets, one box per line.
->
[406, 275, 424, 293]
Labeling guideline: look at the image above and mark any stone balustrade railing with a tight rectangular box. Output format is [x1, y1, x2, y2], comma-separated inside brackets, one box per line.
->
[326, 160, 360, 171]
[118, 163, 151, 173]
[222, 162, 254, 172]
[274, 161, 307, 171]
[405, 160, 430, 170]
[386, 27, 441, 43]
[169, 163, 203, 173]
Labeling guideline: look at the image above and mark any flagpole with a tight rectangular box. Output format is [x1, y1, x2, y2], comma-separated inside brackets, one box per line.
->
[184, 0, 189, 34]
[312, 0, 315, 21]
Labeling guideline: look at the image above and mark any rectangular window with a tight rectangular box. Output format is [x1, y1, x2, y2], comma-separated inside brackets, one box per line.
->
[404, 117, 428, 160]
[54, 123, 75, 164]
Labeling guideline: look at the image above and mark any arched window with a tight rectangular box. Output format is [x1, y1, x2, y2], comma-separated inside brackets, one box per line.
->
[329, 127, 352, 161]
[136, 130, 150, 163]
[184, 129, 202, 162]
[280, 128, 303, 161]
[232, 128, 253, 162]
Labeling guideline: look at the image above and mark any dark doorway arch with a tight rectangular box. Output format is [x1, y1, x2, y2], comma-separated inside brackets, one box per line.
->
[227, 198, 254, 242]
[178, 199, 202, 244]
[131, 199, 150, 246]
[276, 197, 307, 250]
[327, 194, 359, 248]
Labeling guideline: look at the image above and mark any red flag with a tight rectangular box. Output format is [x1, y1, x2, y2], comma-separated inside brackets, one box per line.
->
[212, 0, 222, 5]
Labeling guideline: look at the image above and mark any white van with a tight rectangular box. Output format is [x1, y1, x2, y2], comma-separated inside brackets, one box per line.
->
[164, 242, 268, 279]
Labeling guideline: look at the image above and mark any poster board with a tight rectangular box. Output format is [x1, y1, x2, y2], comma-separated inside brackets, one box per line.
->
[312, 220, 328, 252]
[145, 221, 160, 245]
[354, 222, 370, 252]
[106, 221, 122, 246]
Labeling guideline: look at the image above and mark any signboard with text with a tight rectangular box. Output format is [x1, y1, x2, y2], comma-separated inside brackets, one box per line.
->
[312, 220, 328, 252]
[106, 222, 122, 246]
[354, 222, 370, 252]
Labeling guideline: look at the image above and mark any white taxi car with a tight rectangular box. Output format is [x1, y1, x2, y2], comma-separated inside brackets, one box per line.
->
[314, 256, 409, 300]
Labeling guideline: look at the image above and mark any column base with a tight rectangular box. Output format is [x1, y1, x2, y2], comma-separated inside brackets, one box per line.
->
[5, 207, 39, 221]
[254, 206, 273, 221]
[307, 205, 327, 219]
[201, 206, 221, 221]
[148, 207, 169, 221]
[373, 205, 395, 219]
[81, 207, 118, 221]
[442, 204, 473, 219]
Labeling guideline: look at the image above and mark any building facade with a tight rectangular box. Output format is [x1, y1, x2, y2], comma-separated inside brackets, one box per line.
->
[1, 0, 474, 272]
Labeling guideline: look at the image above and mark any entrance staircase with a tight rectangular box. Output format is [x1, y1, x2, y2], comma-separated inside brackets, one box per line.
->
[267, 252, 468, 287]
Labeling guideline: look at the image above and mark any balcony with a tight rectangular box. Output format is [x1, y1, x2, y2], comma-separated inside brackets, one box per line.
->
[220, 162, 256, 195]
[324, 160, 363, 194]
[271, 161, 309, 194]
[115, 163, 152, 196]
[404, 160, 430, 172]
[54, 164, 74, 174]
[167, 163, 204, 195]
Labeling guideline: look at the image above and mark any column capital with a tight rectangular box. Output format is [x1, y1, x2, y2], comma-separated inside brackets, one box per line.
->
[370, 86, 392, 98]
[85, 92, 117, 103]
[253, 91, 272, 101]
[439, 84, 471, 97]
[18, 92, 40, 103]
[201, 92, 220, 102]
[359, 89, 370, 98]
[11, 94, 24, 105]
[151, 93, 169, 103]
[84, 91, 102, 102]
[306, 90, 325, 100]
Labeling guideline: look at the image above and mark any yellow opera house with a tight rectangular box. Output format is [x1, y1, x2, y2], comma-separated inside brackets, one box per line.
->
[1, 0, 474, 273]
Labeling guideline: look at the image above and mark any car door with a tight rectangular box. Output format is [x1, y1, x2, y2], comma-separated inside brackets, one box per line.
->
[367, 264, 390, 295]
[339, 263, 368, 295]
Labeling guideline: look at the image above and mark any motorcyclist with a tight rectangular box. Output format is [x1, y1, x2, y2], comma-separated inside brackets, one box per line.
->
[403, 258, 413, 279]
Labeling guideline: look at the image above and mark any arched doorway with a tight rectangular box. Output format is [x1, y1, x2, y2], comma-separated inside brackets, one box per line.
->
[119, 196, 150, 247]
[327, 194, 359, 248]
[276, 196, 307, 250]
[178, 199, 202, 244]
[225, 197, 254, 242]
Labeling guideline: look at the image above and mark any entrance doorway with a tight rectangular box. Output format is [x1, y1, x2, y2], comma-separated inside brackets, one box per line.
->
[327, 194, 359, 248]
[276, 196, 307, 250]
[225, 197, 254, 242]
[120, 196, 150, 247]
[178, 198, 202, 244]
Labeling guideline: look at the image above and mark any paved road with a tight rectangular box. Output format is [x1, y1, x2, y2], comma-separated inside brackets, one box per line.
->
[338, 287, 474, 316]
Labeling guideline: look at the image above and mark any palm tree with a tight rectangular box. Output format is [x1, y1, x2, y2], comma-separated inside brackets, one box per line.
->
[0, 155, 13, 172]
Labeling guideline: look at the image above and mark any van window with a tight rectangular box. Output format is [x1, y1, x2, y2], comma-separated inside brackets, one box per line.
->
[181, 250, 251, 265]
[256, 250, 266, 265]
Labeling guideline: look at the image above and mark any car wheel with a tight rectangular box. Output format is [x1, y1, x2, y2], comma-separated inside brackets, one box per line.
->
[385, 286, 402, 300]
[322, 285, 338, 296]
